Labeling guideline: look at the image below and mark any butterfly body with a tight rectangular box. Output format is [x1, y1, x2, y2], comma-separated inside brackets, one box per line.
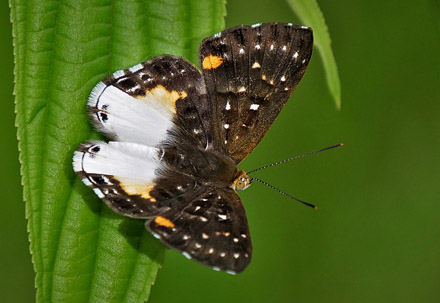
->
[160, 145, 238, 186]
[73, 23, 313, 273]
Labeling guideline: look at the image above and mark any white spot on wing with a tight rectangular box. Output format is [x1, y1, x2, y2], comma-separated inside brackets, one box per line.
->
[293, 51, 299, 59]
[182, 252, 192, 259]
[225, 101, 231, 110]
[239, 48, 245, 54]
[238, 86, 246, 93]
[218, 214, 227, 220]
[82, 178, 92, 186]
[252, 62, 261, 69]
[255, 44, 261, 50]
[112, 70, 125, 78]
[93, 188, 104, 198]
[250, 104, 260, 110]
[251, 23, 261, 28]
[234, 253, 240, 259]
[224, 123, 229, 129]
[280, 75, 286, 82]
[101, 176, 111, 184]
[129, 63, 144, 73]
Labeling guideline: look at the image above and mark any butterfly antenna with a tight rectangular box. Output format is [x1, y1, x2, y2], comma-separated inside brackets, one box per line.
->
[250, 177, 317, 209]
[247, 143, 343, 175]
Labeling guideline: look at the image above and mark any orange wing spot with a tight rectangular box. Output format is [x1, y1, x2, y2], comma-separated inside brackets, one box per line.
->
[116, 177, 156, 202]
[154, 216, 175, 228]
[141, 188, 156, 202]
[202, 55, 224, 69]
[140, 85, 187, 113]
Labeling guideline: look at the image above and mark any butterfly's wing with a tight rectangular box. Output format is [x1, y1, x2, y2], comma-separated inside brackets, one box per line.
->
[74, 141, 252, 273]
[76, 56, 217, 217]
[147, 187, 252, 274]
[199, 23, 313, 163]
[88, 55, 212, 149]
[73, 141, 197, 218]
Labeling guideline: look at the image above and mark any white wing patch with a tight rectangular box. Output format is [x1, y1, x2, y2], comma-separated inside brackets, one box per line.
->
[88, 83, 176, 147]
[73, 141, 163, 199]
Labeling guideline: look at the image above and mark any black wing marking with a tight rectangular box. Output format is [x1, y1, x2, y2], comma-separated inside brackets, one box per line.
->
[199, 23, 313, 163]
[147, 187, 252, 274]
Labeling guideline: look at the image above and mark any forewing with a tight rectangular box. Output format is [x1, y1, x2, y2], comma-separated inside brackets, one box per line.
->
[88, 55, 211, 148]
[199, 23, 313, 163]
[147, 187, 252, 274]
[73, 141, 196, 218]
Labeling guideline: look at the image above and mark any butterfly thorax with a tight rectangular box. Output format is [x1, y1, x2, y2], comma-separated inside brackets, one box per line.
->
[160, 145, 248, 190]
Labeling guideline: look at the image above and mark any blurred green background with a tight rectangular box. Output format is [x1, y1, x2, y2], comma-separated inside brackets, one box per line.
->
[1, 0, 439, 302]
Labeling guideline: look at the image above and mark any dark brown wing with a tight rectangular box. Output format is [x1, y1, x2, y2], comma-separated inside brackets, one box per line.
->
[147, 187, 252, 274]
[199, 23, 313, 163]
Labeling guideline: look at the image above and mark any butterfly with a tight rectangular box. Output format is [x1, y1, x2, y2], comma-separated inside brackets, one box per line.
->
[73, 23, 313, 274]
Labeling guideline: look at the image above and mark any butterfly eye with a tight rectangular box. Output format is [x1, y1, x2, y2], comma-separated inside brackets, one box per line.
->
[232, 173, 251, 191]
[236, 180, 245, 190]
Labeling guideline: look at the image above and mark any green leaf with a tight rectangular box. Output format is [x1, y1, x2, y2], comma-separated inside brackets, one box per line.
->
[287, 0, 341, 109]
[10, 0, 226, 302]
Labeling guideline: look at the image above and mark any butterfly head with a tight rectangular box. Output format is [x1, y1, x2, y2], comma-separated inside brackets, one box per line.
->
[231, 170, 252, 191]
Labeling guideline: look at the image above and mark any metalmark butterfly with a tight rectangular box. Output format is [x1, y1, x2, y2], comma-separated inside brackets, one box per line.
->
[73, 23, 314, 274]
